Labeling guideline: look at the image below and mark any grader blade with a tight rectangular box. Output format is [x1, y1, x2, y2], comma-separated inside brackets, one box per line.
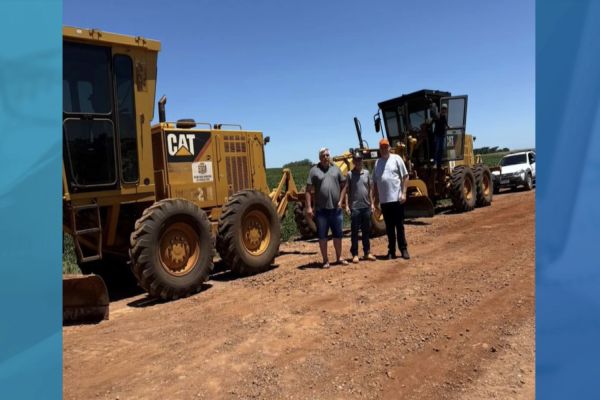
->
[404, 195, 435, 219]
[63, 274, 109, 324]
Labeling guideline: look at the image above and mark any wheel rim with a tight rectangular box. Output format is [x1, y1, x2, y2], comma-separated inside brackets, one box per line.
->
[242, 208, 271, 256]
[464, 176, 474, 201]
[482, 174, 491, 197]
[158, 222, 200, 276]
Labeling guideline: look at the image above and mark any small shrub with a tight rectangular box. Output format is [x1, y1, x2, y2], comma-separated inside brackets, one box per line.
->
[63, 233, 81, 274]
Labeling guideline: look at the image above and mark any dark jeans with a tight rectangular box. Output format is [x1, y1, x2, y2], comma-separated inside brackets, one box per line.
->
[380, 201, 407, 255]
[434, 135, 445, 167]
[350, 207, 372, 256]
[315, 208, 344, 239]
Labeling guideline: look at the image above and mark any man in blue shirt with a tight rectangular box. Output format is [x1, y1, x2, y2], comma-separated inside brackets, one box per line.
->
[433, 103, 449, 169]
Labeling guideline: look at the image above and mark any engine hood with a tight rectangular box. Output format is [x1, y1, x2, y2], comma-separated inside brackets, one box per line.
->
[501, 164, 527, 174]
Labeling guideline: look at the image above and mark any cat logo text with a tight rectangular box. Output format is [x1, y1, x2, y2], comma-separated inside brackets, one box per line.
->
[167, 133, 196, 157]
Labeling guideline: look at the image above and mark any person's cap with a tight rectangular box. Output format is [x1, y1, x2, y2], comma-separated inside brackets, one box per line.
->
[352, 150, 363, 160]
[379, 138, 390, 147]
[441, 104, 448, 109]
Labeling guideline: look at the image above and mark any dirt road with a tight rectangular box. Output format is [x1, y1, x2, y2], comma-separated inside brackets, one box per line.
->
[63, 190, 535, 400]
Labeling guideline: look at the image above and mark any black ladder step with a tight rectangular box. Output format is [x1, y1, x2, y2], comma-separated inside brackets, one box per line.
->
[72, 204, 101, 211]
[80, 254, 102, 263]
[75, 227, 101, 235]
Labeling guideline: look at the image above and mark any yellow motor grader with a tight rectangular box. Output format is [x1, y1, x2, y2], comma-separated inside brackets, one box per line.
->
[291, 90, 494, 239]
[62, 27, 302, 322]
[373, 90, 493, 217]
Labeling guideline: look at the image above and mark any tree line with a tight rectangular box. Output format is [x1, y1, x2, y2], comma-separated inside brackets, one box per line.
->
[282, 147, 510, 167]
[474, 146, 510, 155]
[282, 159, 313, 168]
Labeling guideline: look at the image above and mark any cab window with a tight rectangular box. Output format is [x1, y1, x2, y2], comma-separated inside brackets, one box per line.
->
[63, 42, 117, 188]
[114, 54, 139, 183]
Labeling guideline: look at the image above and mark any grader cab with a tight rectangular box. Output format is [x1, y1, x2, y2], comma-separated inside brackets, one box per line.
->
[62, 27, 299, 322]
[374, 89, 493, 217]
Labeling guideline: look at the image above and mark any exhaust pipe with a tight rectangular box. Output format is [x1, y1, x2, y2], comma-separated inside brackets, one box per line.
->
[354, 117, 364, 149]
[158, 95, 167, 123]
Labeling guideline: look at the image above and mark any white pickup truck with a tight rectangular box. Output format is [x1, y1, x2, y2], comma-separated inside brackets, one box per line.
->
[491, 150, 536, 193]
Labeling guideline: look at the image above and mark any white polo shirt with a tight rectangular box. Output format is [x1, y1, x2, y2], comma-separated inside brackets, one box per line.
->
[372, 154, 408, 204]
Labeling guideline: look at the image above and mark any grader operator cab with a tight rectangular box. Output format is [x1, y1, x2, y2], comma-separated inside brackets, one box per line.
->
[374, 89, 493, 217]
[62, 27, 300, 322]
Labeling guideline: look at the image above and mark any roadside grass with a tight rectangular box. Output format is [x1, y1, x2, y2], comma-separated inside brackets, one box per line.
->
[267, 165, 311, 242]
[63, 233, 81, 274]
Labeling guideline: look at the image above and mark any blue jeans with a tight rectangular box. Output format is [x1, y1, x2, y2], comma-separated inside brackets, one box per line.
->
[315, 208, 343, 240]
[434, 135, 445, 167]
[350, 207, 372, 256]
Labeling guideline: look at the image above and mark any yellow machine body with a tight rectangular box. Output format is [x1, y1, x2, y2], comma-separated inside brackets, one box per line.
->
[62, 26, 296, 318]
[150, 123, 271, 227]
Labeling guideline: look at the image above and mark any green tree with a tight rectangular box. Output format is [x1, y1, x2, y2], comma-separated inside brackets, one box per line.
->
[282, 159, 312, 168]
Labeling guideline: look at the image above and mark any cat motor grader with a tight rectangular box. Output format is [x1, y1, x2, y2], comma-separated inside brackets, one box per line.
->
[373, 89, 493, 216]
[62, 26, 301, 322]
[292, 89, 493, 238]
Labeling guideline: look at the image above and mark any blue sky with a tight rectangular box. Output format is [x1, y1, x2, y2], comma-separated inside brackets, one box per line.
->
[64, 0, 534, 167]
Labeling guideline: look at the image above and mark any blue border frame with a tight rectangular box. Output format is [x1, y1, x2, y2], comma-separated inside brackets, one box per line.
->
[0, 1, 62, 398]
[537, 0, 600, 398]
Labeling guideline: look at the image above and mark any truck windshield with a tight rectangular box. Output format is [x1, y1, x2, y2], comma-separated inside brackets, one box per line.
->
[500, 154, 527, 166]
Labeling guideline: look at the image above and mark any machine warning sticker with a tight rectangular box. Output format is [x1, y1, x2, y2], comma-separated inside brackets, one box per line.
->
[192, 161, 213, 183]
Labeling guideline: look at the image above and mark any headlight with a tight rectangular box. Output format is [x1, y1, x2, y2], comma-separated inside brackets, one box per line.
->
[492, 171, 500, 176]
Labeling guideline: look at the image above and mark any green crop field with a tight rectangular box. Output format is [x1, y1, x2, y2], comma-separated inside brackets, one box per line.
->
[266, 165, 313, 242]
[63, 233, 80, 274]
[480, 152, 509, 167]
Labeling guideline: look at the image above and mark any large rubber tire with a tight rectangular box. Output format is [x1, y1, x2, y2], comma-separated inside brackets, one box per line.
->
[130, 199, 214, 300]
[450, 166, 477, 213]
[370, 207, 386, 237]
[217, 190, 281, 275]
[293, 201, 317, 239]
[474, 164, 493, 207]
[524, 172, 533, 191]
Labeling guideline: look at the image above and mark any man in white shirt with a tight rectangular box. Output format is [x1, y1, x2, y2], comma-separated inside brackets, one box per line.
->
[372, 138, 410, 260]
